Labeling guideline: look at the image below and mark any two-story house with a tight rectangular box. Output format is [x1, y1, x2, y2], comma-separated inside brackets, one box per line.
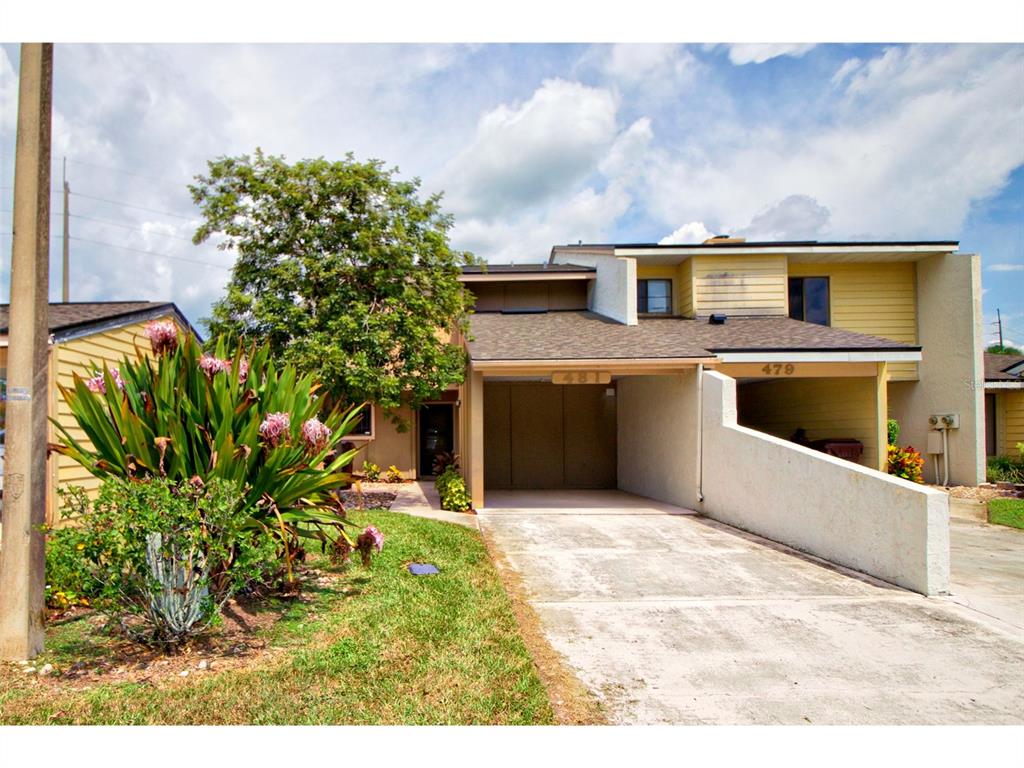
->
[356, 238, 982, 504]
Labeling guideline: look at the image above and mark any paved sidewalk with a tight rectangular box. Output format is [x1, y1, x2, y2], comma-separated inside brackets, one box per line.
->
[480, 490, 1024, 725]
[947, 518, 1024, 629]
[379, 480, 479, 529]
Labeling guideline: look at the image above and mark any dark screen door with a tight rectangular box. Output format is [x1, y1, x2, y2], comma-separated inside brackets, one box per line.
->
[419, 404, 455, 476]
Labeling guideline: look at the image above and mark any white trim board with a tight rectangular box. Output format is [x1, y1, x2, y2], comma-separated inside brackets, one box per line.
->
[715, 350, 922, 363]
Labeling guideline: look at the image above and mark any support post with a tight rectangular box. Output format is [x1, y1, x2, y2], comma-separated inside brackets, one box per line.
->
[876, 362, 889, 473]
[0, 43, 53, 661]
[467, 369, 484, 509]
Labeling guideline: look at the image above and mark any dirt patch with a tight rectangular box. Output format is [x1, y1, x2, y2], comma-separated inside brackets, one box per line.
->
[479, 528, 606, 725]
[6, 568, 344, 691]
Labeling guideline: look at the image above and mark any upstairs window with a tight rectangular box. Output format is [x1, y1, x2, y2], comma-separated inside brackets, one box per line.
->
[637, 279, 672, 315]
[788, 276, 830, 326]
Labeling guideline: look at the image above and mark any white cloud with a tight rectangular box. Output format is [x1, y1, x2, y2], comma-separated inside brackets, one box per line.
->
[439, 78, 619, 219]
[736, 195, 831, 241]
[598, 117, 653, 178]
[604, 44, 695, 83]
[659, 221, 713, 245]
[641, 44, 1024, 240]
[726, 44, 817, 66]
[988, 263, 1024, 272]
[831, 57, 862, 88]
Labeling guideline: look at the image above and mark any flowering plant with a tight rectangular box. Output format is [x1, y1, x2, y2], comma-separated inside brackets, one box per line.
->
[887, 443, 924, 484]
[51, 329, 370, 571]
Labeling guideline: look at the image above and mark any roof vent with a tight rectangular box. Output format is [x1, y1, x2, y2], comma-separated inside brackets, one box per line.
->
[703, 235, 747, 245]
[709, 314, 728, 325]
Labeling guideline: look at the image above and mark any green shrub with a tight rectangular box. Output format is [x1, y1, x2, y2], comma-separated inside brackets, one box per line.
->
[887, 443, 924, 484]
[384, 464, 404, 483]
[887, 419, 900, 446]
[431, 450, 459, 476]
[362, 461, 381, 482]
[435, 465, 471, 512]
[50, 326, 366, 567]
[987, 454, 1024, 484]
[47, 477, 278, 647]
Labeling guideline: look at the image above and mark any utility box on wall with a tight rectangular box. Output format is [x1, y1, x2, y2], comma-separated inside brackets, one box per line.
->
[926, 431, 944, 455]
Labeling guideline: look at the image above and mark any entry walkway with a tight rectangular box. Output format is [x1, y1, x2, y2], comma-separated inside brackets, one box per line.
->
[479, 490, 1024, 724]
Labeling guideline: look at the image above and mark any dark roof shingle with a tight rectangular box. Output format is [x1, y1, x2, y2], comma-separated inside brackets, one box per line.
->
[0, 301, 179, 337]
[466, 311, 918, 362]
[984, 353, 1024, 382]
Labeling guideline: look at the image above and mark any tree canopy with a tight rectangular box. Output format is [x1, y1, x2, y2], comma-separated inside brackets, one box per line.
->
[987, 343, 1023, 356]
[192, 150, 475, 425]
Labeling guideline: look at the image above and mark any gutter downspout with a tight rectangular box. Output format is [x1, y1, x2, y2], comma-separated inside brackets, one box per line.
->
[696, 363, 704, 504]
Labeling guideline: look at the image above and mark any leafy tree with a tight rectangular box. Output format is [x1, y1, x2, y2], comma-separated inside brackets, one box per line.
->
[191, 150, 474, 425]
[987, 343, 1023, 356]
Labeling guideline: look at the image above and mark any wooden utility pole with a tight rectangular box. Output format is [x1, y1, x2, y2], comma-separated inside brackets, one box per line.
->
[996, 308, 1003, 349]
[62, 156, 69, 302]
[0, 43, 53, 661]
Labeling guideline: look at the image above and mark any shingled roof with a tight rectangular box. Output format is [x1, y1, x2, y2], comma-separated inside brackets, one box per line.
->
[466, 311, 919, 362]
[984, 353, 1024, 382]
[0, 301, 195, 341]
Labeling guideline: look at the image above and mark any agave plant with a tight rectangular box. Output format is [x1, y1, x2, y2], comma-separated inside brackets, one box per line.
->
[50, 328, 365, 564]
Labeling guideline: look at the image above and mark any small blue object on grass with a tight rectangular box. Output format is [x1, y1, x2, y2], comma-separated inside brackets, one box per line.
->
[407, 563, 440, 576]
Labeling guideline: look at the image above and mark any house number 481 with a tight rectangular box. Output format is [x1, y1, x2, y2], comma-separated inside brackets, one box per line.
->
[761, 363, 796, 376]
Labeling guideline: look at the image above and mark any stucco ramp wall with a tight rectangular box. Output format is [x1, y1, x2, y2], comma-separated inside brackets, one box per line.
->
[701, 370, 949, 596]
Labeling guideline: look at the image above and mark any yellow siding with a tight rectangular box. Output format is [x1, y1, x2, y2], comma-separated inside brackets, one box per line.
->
[679, 258, 693, 317]
[997, 390, 1024, 456]
[737, 376, 881, 470]
[789, 261, 919, 381]
[51, 316, 175, 517]
[692, 254, 788, 316]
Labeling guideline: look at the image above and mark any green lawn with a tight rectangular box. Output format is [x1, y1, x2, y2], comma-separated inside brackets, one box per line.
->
[0, 511, 557, 725]
[988, 498, 1024, 530]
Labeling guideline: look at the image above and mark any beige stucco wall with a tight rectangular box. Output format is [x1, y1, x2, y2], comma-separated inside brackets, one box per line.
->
[616, 372, 700, 509]
[349, 403, 418, 479]
[887, 252, 984, 486]
[701, 370, 950, 596]
[551, 251, 637, 325]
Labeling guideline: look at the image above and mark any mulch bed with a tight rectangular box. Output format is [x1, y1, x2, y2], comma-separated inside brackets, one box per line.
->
[338, 490, 396, 510]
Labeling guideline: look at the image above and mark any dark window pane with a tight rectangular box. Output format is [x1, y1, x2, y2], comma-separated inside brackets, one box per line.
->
[639, 279, 671, 314]
[788, 278, 804, 321]
[804, 277, 830, 325]
[351, 405, 372, 436]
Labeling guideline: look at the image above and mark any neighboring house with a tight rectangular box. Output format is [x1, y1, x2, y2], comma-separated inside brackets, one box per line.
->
[0, 301, 195, 522]
[984, 352, 1024, 458]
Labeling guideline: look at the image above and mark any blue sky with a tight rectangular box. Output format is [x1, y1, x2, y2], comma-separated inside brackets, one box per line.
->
[1, 43, 1021, 345]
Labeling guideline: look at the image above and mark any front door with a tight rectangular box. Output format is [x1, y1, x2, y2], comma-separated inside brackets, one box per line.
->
[419, 404, 455, 477]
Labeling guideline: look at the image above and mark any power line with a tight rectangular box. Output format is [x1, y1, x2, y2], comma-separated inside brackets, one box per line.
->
[68, 213, 196, 241]
[0, 230, 230, 271]
[69, 191, 195, 220]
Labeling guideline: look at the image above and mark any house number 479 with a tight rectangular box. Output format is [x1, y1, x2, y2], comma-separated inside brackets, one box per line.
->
[761, 363, 796, 376]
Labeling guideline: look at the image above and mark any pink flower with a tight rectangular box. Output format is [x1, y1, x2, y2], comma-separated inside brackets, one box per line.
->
[301, 418, 332, 453]
[259, 412, 291, 447]
[144, 320, 179, 356]
[237, 358, 249, 384]
[85, 367, 125, 394]
[361, 525, 385, 552]
[199, 354, 231, 379]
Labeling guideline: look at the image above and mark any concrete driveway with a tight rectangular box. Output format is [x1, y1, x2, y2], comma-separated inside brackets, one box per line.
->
[479, 490, 1024, 725]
